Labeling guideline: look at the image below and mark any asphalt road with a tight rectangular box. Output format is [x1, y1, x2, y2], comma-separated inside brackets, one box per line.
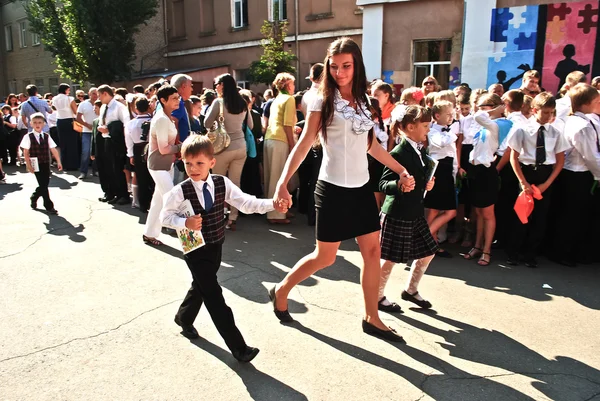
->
[1, 165, 599, 401]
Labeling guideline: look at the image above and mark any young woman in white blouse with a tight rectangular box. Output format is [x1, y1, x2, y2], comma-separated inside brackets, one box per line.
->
[143, 85, 182, 246]
[269, 37, 415, 342]
[52, 84, 78, 170]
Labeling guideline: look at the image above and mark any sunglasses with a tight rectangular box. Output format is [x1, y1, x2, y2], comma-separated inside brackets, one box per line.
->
[424, 81, 436, 85]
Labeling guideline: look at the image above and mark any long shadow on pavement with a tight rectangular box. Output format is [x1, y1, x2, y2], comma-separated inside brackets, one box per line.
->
[288, 321, 537, 401]
[35, 210, 87, 243]
[393, 311, 600, 401]
[0, 182, 23, 200]
[189, 337, 308, 401]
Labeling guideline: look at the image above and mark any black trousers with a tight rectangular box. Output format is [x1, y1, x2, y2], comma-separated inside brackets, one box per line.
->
[95, 134, 110, 196]
[176, 243, 246, 353]
[57, 118, 80, 170]
[103, 136, 128, 199]
[495, 164, 520, 247]
[552, 169, 595, 262]
[32, 163, 54, 210]
[506, 165, 553, 261]
[8, 130, 25, 165]
[133, 142, 154, 212]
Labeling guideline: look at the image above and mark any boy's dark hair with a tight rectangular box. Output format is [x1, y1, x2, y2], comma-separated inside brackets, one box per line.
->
[94, 100, 102, 107]
[531, 92, 556, 110]
[43, 93, 53, 99]
[503, 89, 525, 111]
[294, 92, 304, 108]
[115, 88, 128, 98]
[156, 85, 179, 105]
[26, 85, 38, 97]
[181, 134, 214, 159]
[135, 97, 150, 113]
[1, 105, 11, 113]
[97, 85, 114, 97]
[58, 83, 70, 94]
[569, 83, 599, 112]
[133, 84, 145, 94]
[458, 93, 470, 105]
[524, 70, 541, 80]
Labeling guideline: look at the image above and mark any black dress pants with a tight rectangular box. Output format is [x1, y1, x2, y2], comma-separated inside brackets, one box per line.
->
[57, 118, 80, 170]
[95, 133, 110, 196]
[8, 130, 25, 165]
[176, 243, 246, 353]
[507, 165, 553, 261]
[103, 136, 128, 199]
[32, 163, 54, 210]
[495, 164, 520, 247]
[133, 142, 154, 212]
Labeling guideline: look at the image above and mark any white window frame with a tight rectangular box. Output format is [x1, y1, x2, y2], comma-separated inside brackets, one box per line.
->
[4, 25, 13, 51]
[19, 21, 27, 48]
[32, 32, 40, 46]
[268, 0, 287, 22]
[234, 69, 249, 89]
[231, 0, 248, 28]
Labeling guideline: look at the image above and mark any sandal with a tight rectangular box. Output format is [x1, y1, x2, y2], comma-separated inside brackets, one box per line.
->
[478, 252, 492, 266]
[226, 220, 237, 231]
[142, 235, 163, 246]
[463, 247, 482, 260]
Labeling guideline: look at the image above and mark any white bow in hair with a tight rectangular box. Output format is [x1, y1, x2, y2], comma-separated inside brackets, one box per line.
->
[391, 105, 407, 123]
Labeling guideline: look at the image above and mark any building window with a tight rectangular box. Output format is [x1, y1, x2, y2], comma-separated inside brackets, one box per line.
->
[269, 0, 287, 21]
[232, 0, 248, 28]
[235, 69, 250, 89]
[413, 39, 452, 89]
[200, 0, 215, 33]
[35, 78, 45, 94]
[49, 78, 59, 94]
[32, 32, 40, 46]
[19, 21, 27, 48]
[4, 25, 13, 51]
[168, 0, 186, 39]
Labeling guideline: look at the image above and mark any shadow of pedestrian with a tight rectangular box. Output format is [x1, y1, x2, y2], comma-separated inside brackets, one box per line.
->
[39, 211, 86, 243]
[189, 337, 308, 401]
[394, 312, 600, 400]
[49, 173, 79, 190]
[287, 321, 536, 401]
[0, 182, 23, 200]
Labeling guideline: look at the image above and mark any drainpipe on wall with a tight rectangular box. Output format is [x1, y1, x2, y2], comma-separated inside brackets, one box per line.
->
[460, 0, 467, 84]
[295, 0, 300, 85]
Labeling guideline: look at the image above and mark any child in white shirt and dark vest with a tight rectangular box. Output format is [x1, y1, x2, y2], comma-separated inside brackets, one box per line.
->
[20, 112, 62, 213]
[160, 135, 288, 363]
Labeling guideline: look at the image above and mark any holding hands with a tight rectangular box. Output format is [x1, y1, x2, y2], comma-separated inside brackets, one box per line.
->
[398, 173, 416, 193]
[273, 198, 290, 214]
[274, 182, 294, 212]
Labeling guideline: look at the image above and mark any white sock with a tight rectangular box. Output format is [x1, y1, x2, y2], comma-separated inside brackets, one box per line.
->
[131, 185, 139, 206]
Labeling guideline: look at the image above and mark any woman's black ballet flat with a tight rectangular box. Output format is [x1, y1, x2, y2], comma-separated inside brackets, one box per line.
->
[377, 297, 403, 314]
[362, 320, 406, 343]
[401, 290, 433, 309]
[268, 286, 294, 323]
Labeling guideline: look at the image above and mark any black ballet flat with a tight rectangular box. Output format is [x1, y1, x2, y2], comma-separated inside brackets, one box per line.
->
[268, 286, 294, 323]
[377, 297, 403, 314]
[401, 290, 433, 309]
[362, 320, 406, 343]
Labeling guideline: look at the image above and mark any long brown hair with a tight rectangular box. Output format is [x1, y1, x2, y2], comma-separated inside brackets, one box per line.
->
[319, 37, 369, 142]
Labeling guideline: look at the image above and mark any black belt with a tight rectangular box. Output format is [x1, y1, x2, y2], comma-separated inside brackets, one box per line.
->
[520, 163, 552, 171]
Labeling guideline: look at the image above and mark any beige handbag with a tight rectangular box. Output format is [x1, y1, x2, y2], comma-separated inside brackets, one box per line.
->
[207, 99, 230, 155]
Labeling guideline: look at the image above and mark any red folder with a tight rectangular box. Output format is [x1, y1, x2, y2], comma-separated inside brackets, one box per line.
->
[514, 185, 542, 224]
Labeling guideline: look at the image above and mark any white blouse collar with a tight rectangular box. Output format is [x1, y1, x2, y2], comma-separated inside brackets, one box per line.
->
[334, 90, 375, 135]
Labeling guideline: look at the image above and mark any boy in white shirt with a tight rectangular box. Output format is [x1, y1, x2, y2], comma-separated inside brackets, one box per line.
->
[160, 135, 288, 363]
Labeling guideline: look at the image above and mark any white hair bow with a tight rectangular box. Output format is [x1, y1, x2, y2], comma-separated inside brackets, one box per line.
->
[391, 105, 407, 123]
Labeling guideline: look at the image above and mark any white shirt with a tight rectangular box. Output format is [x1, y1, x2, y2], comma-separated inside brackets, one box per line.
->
[310, 93, 374, 188]
[77, 100, 98, 133]
[47, 112, 57, 128]
[19, 131, 57, 149]
[563, 112, 600, 179]
[406, 137, 425, 166]
[507, 119, 570, 165]
[499, 112, 529, 156]
[471, 110, 500, 167]
[459, 114, 479, 145]
[125, 114, 152, 157]
[428, 123, 457, 160]
[160, 174, 275, 229]
[53, 94, 75, 119]
[301, 82, 320, 117]
[99, 98, 131, 138]
[555, 95, 571, 122]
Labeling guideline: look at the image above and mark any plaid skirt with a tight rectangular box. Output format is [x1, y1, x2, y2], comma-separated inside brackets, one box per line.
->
[380, 214, 439, 263]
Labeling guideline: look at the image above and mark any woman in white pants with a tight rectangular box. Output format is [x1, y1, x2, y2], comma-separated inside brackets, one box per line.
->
[143, 85, 182, 245]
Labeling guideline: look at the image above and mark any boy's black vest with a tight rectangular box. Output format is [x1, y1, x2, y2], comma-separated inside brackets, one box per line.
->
[181, 175, 226, 245]
[29, 133, 51, 165]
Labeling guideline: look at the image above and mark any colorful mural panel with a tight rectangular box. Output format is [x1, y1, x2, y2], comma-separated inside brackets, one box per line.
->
[486, 1, 600, 93]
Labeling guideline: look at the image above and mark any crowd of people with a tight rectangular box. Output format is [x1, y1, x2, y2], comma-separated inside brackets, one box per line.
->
[2, 36, 600, 360]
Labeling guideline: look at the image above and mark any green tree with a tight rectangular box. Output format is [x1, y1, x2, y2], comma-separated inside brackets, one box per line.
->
[247, 19, 297, 85]
[24, 0, 158, 84]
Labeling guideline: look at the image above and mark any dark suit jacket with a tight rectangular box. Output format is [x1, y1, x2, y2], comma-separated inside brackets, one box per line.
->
[379, 138, 428, 220]
[107, 120, 126, 157]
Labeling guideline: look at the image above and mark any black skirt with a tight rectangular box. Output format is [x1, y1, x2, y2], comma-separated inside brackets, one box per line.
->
[314, 180, 381, 242]
[380, 214, 439, 263]
[458, 144, 473, 204]
[424, 157, 456, 210]
[469, 164, 499, 208]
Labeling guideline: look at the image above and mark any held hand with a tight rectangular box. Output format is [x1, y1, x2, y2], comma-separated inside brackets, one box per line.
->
[130, 157, 135, 166]
[273, 199, 290, 213]
[520, 181, 533, 195]
[185, 215, 203, 231]
[90, 155, 96, 161]
[458, 167, 467, 178]
[537, 182, 549, 194]
[26, 163, 34, 174]
[274, 182, 293, 210]
[398, 174, 415, 192]
[57, 162, 63, 171]
[426, 177, 435, 191]
[98, 126, 108, 134]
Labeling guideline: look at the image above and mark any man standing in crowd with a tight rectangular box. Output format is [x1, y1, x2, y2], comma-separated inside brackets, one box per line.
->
[97, 85, 131, 205]
[169, 74, 194, 184]
[20, 85, 52, 132]
[301, 63, 324, 117]
[76, 87, 99, 179]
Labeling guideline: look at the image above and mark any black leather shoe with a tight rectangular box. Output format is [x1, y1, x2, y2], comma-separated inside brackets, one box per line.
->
[30, 197, 38, 209]
[107, 197, 119, 204]
[524, 259, 538, 268]
[174, 316, 200, 339]
[401, 290, 432, 309]
[362, 320, 406, 343]
[46, 209, 58, 215]
[506, 257, 519, 266]
[232, 346, 260, 363]
[436, 249, 453, 258]
[268, 286, 293, 323]
[115, 196, 130, 205]
[378, 297, 403, 313]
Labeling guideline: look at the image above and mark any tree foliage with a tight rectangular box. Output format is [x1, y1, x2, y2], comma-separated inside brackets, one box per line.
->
[247, 19, 297, 85]
[24, 0, 158, 84]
